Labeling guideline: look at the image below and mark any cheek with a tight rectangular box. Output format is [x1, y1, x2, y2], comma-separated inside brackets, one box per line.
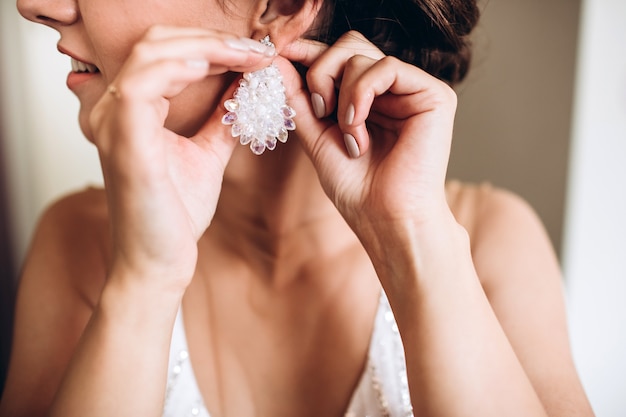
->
[164, 73, 236, 137]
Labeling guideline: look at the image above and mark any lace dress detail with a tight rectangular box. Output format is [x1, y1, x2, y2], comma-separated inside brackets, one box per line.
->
[162, 293, 413, 417]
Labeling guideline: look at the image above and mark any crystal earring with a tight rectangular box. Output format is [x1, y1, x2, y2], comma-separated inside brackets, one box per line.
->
[221, 36, 296, 155]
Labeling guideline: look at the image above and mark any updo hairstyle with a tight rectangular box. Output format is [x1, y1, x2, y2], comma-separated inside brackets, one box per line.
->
[315, 0, 480, 85]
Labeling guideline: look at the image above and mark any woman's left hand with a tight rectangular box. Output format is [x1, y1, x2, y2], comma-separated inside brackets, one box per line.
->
[280, 32, 459, 243]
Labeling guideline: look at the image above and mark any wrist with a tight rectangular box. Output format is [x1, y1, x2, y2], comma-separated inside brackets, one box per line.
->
[363, 214, 483, 342]
[359, 210, 473, 295]
[108, 251, 195, 295]
[99, 265, 185, 327]
[51, 264, 182, 417]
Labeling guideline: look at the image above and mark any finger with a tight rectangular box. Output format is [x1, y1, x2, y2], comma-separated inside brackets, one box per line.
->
[187, 76, 242, 167]
[125, 35, 275, 78]
[342, 56, 457, 157]
[141, 25, 276, 59]
[116, 58, 213, 102]
[305, 31, 385, 119]
[266, 57, 345, 168]
[91, 56, 213, 159]
[280, 38, 334, 120]
[280, 38, 329, 67]
[108, 32, 281, 108]
[348, 56, 457, 124]
[335, 54, 379, 156]
[366, 105, 405, 131]
[142, 25, 228, 41]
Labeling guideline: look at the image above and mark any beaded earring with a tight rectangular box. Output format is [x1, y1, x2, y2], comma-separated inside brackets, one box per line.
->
[221, 36, 296, 155]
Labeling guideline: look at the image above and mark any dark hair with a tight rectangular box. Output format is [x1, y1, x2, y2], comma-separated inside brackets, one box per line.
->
[315, 0, 480, 85]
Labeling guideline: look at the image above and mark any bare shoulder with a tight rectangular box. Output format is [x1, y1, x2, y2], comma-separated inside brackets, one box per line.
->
[446, 180, 546, 240]
[0, 187, 110, 417]
[446, 180, 559, 290]
[446, 180, 594, 416]
[26, 186, 111, 304]
[38, 185, 108, 229]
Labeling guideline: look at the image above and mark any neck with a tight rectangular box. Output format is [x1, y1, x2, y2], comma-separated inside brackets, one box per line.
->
[206, 140, 360, 290]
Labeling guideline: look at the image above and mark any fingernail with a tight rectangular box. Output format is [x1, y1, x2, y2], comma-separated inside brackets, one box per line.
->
[239, 37, 274, 55]
[343, 133, 360, 158]
[311, 93, 325, 119]
[345, 103, 355, 126]
[224, 38, 251, 52]
[263, 45, 277, 57]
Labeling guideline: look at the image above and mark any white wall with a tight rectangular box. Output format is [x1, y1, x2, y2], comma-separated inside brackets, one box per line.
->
[562, 0, 626, 415]
[0, 2, 102, 265]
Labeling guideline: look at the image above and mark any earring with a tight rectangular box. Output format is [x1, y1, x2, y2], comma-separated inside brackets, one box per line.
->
[221, 36, 296, 155]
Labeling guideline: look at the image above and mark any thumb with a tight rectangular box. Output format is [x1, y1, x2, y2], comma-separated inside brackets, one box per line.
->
[189, 77, 241, 167]
[275, 56, 351, 168]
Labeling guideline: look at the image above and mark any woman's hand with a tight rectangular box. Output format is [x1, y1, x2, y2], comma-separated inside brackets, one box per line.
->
[281, 35, 563, 417]
[89, 26, 275, 291]
[280, 31, 458, 243]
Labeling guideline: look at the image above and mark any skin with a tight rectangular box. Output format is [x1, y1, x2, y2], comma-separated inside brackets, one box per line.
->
[0, 0, 595, 416]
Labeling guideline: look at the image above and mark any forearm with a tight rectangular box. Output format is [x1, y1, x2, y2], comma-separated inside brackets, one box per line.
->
[50, 271, 183, 417]
[363, 215, 548, 417]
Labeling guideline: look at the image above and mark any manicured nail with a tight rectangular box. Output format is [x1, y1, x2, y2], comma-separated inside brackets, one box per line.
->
[239, 37, 274, 55]
[224, 38, 251, 52]
[186, 59, 209, 69]
[311, 93, 325, 118]
[343, 133, 360, 158]
[263, 44, 277, 57]
[345, 103, 355, 126]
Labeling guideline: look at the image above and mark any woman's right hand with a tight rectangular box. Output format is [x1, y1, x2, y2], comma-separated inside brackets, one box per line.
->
[89, 26, 275, 292]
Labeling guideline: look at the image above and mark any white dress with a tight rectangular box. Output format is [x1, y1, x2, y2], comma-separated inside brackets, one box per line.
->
[162, 293, 414, 417]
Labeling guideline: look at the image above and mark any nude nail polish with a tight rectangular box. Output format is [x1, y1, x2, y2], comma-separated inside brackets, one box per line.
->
[239, 37, 271, 55]
[343, 133, 360, 158]
[224, 38, 251, 51]
[311, 93, 326, 119]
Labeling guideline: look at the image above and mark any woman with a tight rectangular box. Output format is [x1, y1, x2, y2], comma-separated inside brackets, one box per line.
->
[0, 0, 594, 415]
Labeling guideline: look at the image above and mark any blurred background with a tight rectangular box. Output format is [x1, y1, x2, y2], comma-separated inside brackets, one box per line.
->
[1, 0, 625, 414]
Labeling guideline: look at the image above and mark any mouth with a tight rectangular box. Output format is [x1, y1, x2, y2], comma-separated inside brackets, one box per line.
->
[71, 58, 100, 74]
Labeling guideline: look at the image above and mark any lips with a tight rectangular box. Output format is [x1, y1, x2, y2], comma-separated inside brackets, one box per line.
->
[71, 58, 99, 74]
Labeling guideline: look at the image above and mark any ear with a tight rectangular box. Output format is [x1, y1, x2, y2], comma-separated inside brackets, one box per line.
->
[250, 0, 324, 50]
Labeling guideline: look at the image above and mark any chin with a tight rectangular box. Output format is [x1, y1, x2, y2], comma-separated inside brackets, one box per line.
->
[78, 108, 96, 144]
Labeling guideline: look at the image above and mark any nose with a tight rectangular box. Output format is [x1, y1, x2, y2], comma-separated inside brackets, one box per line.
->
[17, 0, 78, 28]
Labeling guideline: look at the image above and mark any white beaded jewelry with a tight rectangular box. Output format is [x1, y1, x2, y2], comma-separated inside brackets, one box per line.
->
[221, 36, 296, 155]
